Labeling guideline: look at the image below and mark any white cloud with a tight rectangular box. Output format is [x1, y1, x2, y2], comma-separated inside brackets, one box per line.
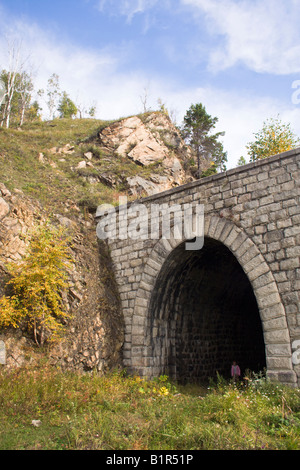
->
[98, 0, 160, 21]
[0, 15, 134, 119]
[182, 0, 300, 74]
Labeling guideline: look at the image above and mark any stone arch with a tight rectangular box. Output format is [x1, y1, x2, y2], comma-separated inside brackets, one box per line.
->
[130, 215, 295, 383]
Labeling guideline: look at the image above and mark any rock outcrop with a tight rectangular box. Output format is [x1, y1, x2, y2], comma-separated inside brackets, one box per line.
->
[98, 112, 192, 196]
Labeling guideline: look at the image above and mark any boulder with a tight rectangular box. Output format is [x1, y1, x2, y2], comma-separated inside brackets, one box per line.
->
[84, 151, 93, 161]
[76, 161, 87, 169]
[127, 176, 160, 197]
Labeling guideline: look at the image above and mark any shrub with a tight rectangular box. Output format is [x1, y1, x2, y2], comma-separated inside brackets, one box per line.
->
[0, 222, 73, 346]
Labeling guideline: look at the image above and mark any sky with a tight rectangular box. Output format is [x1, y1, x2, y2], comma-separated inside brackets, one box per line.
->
[1, 0, 300, 168]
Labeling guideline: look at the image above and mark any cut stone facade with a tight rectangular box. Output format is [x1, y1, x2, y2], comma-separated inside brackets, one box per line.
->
[96, 148, 300, 386]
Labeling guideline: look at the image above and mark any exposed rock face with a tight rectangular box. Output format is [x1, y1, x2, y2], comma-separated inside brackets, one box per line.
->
[98, 112, 192, 196]
[100, 116, 167, 165]
[0, 184, 124, 373]
[0, 184, 42, 264]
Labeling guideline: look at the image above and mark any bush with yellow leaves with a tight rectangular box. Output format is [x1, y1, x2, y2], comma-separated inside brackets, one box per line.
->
[0, 222, 73, 346]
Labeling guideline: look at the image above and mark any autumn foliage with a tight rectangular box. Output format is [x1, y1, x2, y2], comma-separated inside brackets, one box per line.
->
[247, 117, 300, 162]
[0, 223, 73, 346]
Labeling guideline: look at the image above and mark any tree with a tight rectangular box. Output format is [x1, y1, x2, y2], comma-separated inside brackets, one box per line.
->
[246, 117, 300, 162]
[0, 69, 34, 127]
[181, 103, 227, 178]
[1, 42, 22, 128]
[17, 71, 34, 126]
[0, 223, 73, 346]
[157, 97, 169, 115]
[45, 73, 61, 119]
[140, 86, 151, 113]
[26, 100, 42, 122]
[0, 39, 35, 127]
[58, 91, 78, 119]
[0, 77, 6, 107]
[237, 156, 247, 166]
[0, 68, 36, 127]
[88, 105, 96, 117]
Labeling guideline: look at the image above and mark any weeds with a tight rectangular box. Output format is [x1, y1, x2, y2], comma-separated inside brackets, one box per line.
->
[0, 363, 299, 450]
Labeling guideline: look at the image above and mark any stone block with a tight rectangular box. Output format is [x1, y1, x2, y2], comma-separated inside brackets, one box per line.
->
[247, 262, 270, 282]
[280, 258, 300, 271]
[256, 282, 279, 298]
[266, 344, 291, 357]
[264, 329, 290, 344]
[243, 254, 265, 274]
[266, 357, 293, 371]
[263, 316, 287, 331]
[257, 292, 282, 309]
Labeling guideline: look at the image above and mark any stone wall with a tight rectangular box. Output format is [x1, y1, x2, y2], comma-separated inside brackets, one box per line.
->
[100, 148, 300, 386]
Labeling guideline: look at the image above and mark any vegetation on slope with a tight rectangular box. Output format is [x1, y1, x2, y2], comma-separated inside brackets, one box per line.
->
[0, 116, 166, 215]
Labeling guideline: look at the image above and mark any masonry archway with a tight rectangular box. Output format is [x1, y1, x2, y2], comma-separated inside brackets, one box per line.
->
[149, 237, 266, 383]
[130, 216, 294, 383]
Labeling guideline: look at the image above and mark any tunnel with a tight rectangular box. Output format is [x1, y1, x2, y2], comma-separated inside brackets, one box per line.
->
[149, 236, 266, 384]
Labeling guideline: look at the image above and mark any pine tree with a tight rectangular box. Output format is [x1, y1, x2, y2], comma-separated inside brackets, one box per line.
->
[181, 103, 227, 178]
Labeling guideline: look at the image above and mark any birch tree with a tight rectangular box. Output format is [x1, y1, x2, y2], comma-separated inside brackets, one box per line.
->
[0, 40, 32, 128]
[1, 41, 22, 128]
[46, 73, 61, 119]
[18, 71, 34, 126]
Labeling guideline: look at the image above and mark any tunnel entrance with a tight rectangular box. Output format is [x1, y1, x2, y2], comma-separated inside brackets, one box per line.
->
[149, 237, 266, 384]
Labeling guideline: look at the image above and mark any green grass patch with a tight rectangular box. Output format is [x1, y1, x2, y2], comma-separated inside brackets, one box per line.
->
[0, 118, 126, 213]
[0, 364, 299, 450]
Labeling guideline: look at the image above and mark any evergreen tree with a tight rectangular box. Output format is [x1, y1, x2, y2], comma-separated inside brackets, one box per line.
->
[58, 91, 78, 119]
[181, 103, 227, 178]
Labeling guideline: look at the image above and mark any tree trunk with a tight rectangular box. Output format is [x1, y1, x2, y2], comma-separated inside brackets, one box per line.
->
[19, 103, 26, 127]
[197, 147, 201, 178]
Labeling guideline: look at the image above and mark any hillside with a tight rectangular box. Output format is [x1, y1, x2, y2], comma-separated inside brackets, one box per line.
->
[0, 112, 193, 214]
[0, 112, 194, 372]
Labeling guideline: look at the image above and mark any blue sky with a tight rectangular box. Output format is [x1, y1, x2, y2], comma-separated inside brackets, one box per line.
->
[1, 0, 300, 168]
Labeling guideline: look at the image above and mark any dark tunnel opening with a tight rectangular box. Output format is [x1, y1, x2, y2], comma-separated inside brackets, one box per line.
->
[149, 237, 266, 384]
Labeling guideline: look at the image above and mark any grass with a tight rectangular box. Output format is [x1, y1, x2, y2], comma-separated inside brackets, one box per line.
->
[0, 362, 299, 450]
[0, 118, 116, 213]
[0, 116, 172, 215]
